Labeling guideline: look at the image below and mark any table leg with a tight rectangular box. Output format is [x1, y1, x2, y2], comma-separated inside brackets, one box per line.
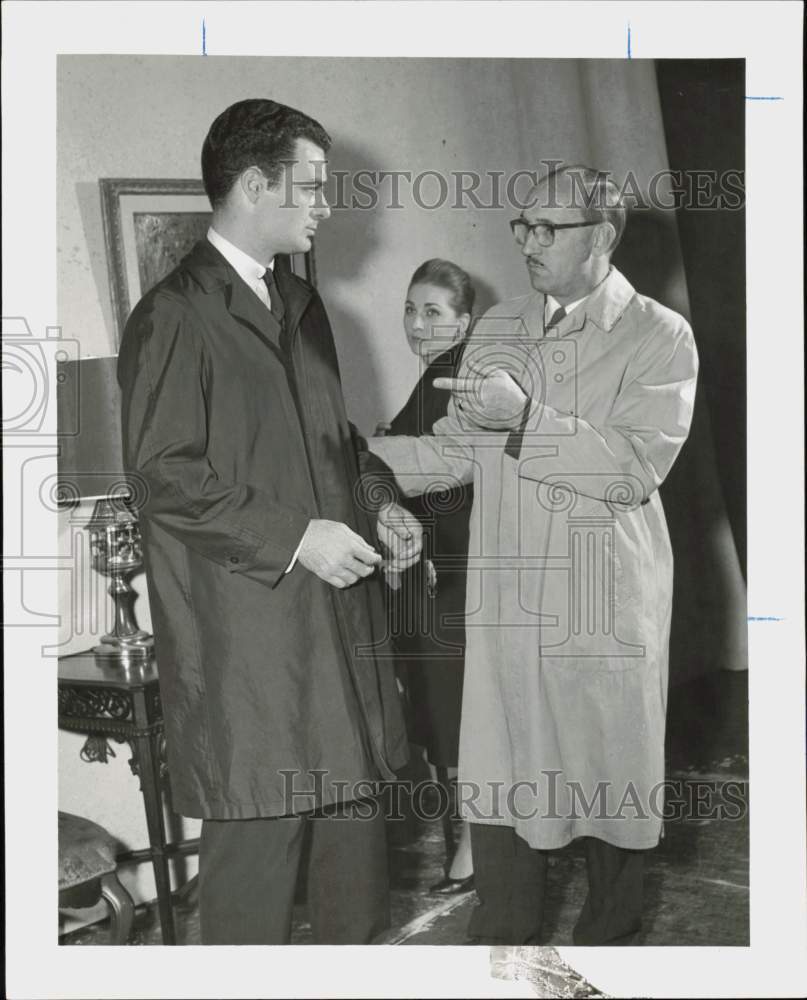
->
[133, 730, 176, 944]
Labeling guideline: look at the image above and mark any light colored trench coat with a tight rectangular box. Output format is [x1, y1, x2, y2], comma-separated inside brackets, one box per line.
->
[372, 267, 698, 849]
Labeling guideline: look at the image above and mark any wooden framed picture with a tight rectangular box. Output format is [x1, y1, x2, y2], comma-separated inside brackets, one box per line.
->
[99, 178, 315, 346]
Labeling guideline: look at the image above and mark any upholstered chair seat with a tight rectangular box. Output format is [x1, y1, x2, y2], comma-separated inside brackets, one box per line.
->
[59, 811, 134, 944]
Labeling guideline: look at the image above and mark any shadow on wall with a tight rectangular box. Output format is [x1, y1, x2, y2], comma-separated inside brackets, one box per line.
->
[317, 137, 387, 426]
[76, 180, 119, 351]
[467, 273, 500, 320]
[318, 139, 508, 429]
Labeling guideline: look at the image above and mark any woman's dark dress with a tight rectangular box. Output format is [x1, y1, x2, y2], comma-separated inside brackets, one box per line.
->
[389, 343, 474, 768]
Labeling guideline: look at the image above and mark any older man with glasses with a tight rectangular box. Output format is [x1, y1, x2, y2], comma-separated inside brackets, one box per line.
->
[369, 163, 698, 945]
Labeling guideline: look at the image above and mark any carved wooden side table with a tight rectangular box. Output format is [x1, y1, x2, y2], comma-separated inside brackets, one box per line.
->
[58, 651, 177, 944]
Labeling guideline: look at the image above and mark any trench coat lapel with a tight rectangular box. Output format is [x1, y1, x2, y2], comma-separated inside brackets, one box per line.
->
[227, 272, 285, 351]
[273, 256, 313, 341]
[583, 267, 636, 332]
[509, 291, 585, 340]
[182, 239, 287, 355]
[542, 268, 636, 339]
[561, 267, 636, 337]
[556, 303, 588, 338]
[518, 292, 545, 340]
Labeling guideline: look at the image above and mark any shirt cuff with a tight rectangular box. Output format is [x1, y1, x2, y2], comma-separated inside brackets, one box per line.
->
[284, 536, 305, 575]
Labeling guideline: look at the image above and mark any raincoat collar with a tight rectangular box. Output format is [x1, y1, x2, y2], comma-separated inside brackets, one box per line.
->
[579, 266, 636, 333]
[182, 239, 313, 350]
[515, 266, 636, 339]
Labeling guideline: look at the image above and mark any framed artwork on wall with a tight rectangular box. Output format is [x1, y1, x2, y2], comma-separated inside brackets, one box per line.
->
[99, 178, 315, 346]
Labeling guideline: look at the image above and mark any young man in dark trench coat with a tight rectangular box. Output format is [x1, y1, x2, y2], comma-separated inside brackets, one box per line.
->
[117, 99, 421, 945]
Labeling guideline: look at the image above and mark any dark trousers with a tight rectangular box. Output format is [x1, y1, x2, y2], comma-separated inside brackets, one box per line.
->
[198, 799, 389, 945]
[468, 823, 645, 945]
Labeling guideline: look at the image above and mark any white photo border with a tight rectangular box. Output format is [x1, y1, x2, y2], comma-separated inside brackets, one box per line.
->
[3, 2, 804, 998]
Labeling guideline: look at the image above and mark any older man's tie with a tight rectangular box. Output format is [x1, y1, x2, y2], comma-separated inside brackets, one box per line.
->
[506, 304, 567, 460]
[545, 305, 566, 333]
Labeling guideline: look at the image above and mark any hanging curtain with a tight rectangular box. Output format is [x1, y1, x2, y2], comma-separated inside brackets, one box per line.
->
[509, 59, 748, 681]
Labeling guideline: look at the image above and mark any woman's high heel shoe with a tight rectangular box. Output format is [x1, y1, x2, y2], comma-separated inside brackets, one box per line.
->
[428, 873, 475, 895]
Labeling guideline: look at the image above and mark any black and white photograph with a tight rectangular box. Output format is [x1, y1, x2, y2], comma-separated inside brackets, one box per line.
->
[3, 2, 805, 998]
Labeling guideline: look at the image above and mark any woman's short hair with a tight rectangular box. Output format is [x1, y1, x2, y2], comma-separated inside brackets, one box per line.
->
[202, 99, 331, 208]
[409, 259, 476, 316]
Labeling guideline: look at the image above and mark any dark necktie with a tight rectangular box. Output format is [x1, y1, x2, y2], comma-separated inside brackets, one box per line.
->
[545, 305, 567, 332]
[261, 269, 286, 326]
[262, 269, 291, 354]
[506, 303, 565, 460]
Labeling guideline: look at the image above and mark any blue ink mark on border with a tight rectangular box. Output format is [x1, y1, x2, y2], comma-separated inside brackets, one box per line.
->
[627, 23, 632, 58]
[745, 96, 783, 100]
[202, 18, 207, 56]
[747, 616, 785, 621]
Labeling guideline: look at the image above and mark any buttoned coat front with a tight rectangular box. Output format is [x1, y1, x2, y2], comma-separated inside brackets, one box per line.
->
[371, 268, 698, 849]
[118, 239, 408, 820]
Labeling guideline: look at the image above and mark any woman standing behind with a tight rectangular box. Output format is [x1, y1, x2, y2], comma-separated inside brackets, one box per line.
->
[386, 259, 476, 894]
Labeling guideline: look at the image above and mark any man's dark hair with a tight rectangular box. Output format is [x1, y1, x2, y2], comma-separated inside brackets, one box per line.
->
[201, 99, 332, 208]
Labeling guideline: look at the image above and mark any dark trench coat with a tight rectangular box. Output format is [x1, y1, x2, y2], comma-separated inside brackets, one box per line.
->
[117, 239, 408, 819]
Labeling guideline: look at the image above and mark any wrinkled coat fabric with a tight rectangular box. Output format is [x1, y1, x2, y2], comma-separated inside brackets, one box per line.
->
[371, 268, 698, 849]
[118, 239, 408, 820]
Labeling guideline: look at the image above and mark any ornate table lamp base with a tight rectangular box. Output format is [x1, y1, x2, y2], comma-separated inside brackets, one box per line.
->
[94, 632, 155, 663]
[88, 495, 154, 667]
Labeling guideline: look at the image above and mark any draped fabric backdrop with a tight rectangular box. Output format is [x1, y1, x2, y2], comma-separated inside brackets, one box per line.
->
[508, 60, 748, 682]
[656, 59, 748, 678]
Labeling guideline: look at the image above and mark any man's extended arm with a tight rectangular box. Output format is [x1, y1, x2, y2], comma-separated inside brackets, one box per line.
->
[367, 396, 477, 498]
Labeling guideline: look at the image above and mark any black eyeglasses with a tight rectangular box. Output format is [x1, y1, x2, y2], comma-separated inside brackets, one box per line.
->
[510, 218, 600, 247]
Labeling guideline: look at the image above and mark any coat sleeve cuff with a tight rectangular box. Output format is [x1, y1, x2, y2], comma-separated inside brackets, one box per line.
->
[225, 510, 310, 588]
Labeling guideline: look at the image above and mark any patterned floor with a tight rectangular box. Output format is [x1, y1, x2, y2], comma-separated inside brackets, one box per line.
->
[61, 670, 748, 950]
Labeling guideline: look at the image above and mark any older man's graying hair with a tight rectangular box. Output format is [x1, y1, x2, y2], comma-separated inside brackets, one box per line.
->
[541, 163, 627, 252]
